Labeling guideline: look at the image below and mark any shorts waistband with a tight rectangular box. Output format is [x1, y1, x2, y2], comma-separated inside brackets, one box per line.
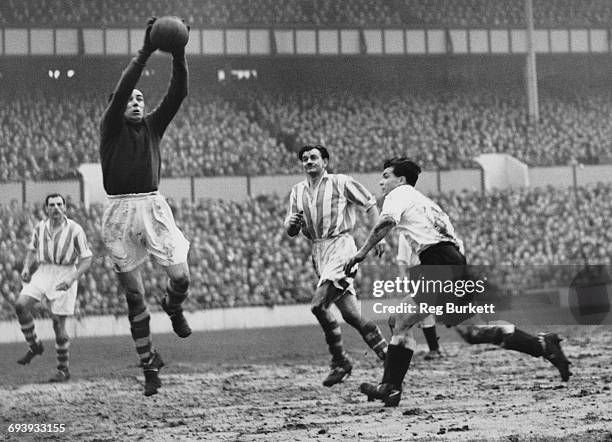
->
[419, 241, 463, 263]
[39, 262, 77, 269]
[312, 233, 351, 244]
[107, 191, 159, 201]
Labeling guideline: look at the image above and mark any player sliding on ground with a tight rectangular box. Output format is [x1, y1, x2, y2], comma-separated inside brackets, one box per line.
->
[285, 145, 388, 386]
[344, 157, 572, 407]
[99, 17, 192, 396]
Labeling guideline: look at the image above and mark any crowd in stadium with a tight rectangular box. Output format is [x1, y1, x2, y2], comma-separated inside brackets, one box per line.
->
[1, 183, 610, 319]
[2, 0, 611, 27]
[2, 83, 612, 182]
[1, 0, 611, 322]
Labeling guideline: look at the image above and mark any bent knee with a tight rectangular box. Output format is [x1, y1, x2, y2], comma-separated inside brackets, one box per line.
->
[390, 332, 416, 350]
[170, 273, 190, 292]
[310, 302, 330, 318]
[391, 313, 419, 335]
[14, 298, 32, 316]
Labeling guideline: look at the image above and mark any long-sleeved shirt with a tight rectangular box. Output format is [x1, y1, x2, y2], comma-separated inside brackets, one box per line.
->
[99, 51, 188, 195]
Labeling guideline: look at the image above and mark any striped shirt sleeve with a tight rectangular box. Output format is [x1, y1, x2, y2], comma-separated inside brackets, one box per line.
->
[73, 225, 93, 259]
[285, 186, 299, 225]
[344, 176, 376, 210]
[28, 223, 40, 251]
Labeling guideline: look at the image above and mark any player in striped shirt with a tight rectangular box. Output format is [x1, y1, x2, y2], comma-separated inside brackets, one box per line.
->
[344, 157, 572, 407]
[285, 145, 388, 387]
[14, 193, 93, 382]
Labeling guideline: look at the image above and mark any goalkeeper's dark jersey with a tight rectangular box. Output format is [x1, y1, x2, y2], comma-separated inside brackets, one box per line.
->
[99, 51, 187, 195]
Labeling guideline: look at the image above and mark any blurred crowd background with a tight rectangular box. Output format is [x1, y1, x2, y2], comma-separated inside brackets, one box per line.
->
[0, 183, 610, 319]
[1, 0, 611, 320]
[2, 0, 612, 27]
[2, 82, 612, 182]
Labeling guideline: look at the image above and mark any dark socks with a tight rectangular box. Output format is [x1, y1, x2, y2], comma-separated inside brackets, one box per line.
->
[383, 344, 414, 390]
[502, 328, 544, 357]
[422, 326, 439, 351]
[129, 308, 152, 364]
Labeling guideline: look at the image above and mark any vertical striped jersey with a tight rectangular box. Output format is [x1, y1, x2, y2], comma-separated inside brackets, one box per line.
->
[286, 172, 377, 240]
[28, 217, 93, 265]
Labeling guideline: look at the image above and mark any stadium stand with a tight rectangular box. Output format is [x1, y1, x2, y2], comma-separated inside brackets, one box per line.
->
[2, 0, 612, 27]
[1, 183, 610, 319]
[2, 83, 612, 182]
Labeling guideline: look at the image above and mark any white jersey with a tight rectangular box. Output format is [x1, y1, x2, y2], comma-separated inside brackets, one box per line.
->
[381, 185, 464, 256]
[396, 233, 420, 267]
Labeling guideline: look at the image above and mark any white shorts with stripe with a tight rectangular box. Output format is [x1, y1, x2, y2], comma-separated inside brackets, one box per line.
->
[101, 192, 190, 273]
[312, 234, 356, 296]
[21, 264, 78, 316]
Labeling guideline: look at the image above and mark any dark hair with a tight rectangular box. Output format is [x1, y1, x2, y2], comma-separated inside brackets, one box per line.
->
[45, 193, 66, 207]
[298, 144, 329, 161]
[383, 157, 421, 186]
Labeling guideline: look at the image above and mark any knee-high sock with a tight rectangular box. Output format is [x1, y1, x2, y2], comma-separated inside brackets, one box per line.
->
[382, 344, 413, 390]
[501, 329, 544, 357]
[19, 318, 40, 348]
[458, 325, 505, 345]
[129, 308, 152, 364]
[55, 338, 70, 371]
[325, 320, 348, 363]
[422, 325, 439, 352]
[459, 325, 544, 358]
[315, 315, 348, 363]
[361, 321, 388, 359]
[165, 280, 188, 311]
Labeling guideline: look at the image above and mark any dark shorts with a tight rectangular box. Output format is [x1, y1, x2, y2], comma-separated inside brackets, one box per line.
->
[412, 242, 475, 326]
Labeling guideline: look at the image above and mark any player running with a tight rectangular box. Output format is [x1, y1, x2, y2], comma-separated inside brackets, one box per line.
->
[344, 157, 572, 407]
[285, 145, 389, 386]
[14, 193, 93, 382]
[397, 233, 444, 360]
[99, 18, 191, 396]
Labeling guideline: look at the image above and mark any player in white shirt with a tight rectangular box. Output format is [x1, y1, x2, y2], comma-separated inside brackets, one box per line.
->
[344, 157, 572, 407]
[397, 233, 443, 360]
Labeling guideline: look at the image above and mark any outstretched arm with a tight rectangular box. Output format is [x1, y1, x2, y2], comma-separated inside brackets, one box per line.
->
[101, 18, 157, 134]
[365, 205, 386, 258]
[344, 214, 396, 275]
[150, 37, 189, 136]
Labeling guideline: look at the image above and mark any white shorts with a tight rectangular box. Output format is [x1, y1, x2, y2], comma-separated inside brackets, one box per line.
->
[312, 234, 356, 296]
[101, 192, 190, 273]
[21, 264, 78, 316]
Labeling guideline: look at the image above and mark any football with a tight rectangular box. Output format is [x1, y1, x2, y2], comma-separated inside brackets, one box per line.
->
[150, 16, 189, 53]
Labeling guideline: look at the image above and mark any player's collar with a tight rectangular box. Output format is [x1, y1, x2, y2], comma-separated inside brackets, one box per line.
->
[45, 216, 68, 233]
[306, 171, 328, 188]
